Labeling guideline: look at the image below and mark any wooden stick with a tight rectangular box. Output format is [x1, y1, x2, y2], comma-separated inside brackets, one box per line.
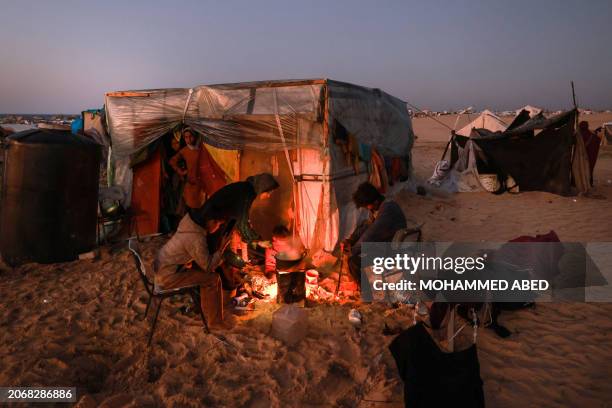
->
[335, 243, 345, 297]
[105, 91, 152, 98]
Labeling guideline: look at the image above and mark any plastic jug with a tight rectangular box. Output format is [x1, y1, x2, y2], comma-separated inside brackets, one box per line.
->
[270, 305, 309, 346]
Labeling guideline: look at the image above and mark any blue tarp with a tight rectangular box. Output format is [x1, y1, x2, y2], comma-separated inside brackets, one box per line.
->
[71, 117, 83, 134]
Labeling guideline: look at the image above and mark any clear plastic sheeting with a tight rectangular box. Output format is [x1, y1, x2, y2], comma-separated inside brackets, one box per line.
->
[105, 79, 414, 158]
[106, 81, 325, 157]
[106, 88, 190, 157]
[186, 83, 324, 150]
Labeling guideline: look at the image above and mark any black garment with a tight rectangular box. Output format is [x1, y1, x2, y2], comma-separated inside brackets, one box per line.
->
[452, 110, 576, 196]
[196, 181, 258, 241]
[191, 174, 279, 243]
[389, 323, 485, 408]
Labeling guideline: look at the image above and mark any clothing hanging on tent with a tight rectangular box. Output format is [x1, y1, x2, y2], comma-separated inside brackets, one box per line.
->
[579, 125, 601, 186]
[197, 144, 228, 196]
[369, 148, 388, 193]
[572, 130, 591, 193]
[389, 157, 402, 183]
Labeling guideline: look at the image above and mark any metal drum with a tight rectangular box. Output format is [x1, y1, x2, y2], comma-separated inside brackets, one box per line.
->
[0, 129, 101, 265]
[276, 270, 306, 304]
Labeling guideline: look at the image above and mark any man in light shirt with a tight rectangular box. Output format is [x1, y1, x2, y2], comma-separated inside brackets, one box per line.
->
[154, 208, 226, 327]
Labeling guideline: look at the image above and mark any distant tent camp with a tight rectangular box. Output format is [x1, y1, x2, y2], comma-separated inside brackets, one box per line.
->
[455, 110, 507, 137]
[430, 109, 589, 196]
[103, 79, 414, 251]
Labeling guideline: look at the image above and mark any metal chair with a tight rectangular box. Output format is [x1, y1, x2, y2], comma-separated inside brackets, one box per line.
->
[127, 239, 210, 346]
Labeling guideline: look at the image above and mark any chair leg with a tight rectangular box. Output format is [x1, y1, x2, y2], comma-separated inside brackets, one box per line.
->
[190, 289, 210, 334]
[144, 294, 153, 319]
[148, 297, 163, 346]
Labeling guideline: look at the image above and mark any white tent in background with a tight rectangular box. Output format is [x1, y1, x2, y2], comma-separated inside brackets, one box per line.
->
[455, 109, 507, 137]
[515, 105, 543, 118]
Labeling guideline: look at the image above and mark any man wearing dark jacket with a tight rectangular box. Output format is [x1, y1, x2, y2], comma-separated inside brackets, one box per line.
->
[192, 173, 280, 243]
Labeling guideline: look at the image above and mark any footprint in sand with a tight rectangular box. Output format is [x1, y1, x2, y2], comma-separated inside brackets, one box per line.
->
[158, 339, 187, 357]
[70, 355, 110, 393]
[110, 313, 125, 327]
[76, 290, 95, 305]
[305, 361, 356, 404]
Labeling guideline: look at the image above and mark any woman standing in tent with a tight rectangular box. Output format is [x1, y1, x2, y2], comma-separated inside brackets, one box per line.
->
[169, 128, 207, 211]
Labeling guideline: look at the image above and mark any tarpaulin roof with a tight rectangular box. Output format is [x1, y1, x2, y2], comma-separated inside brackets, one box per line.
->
[105, 79, 414, 158]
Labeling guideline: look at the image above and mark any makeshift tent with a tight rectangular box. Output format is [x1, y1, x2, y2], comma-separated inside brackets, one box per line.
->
[428, 109, 507, 189]
[104, 79, 414, 251]
[432, 109, 588, 195]
[455, 110, 507, 137]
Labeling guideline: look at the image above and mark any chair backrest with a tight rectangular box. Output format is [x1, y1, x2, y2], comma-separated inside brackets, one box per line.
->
[392, 225, 423, 246]
[127, 239, 154, 292]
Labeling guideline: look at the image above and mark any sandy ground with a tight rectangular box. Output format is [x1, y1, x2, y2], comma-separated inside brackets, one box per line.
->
[1, 113, 612, 407]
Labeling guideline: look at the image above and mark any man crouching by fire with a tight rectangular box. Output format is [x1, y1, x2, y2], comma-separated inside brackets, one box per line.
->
[343, 182, 407, 298]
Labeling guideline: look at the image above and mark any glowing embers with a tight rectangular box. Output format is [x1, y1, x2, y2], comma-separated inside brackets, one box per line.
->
[249, 274, 278, 301]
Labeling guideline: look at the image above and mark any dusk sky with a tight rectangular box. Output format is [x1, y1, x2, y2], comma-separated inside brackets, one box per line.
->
[1, 0, 611, 114]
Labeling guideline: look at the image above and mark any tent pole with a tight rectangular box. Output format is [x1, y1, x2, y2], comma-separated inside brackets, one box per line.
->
[451, 106, 473, 131]
[323, 82, 329, 149]
[406, 100, 456, 162]
[569, 80, 591, 193]
[571, 80, 580, 133]
[571, 80, 580, 136]
[441, 106, 472, 161]
[440, 131, 455, 161]
[322, 82, 332, 250]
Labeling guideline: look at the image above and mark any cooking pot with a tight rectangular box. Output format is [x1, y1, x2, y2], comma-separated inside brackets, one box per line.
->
[275, 250, 305, 269]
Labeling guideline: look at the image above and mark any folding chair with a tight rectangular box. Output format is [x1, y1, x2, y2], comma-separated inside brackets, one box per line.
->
[374, 221, 426, 302]
[127, 239, 210, 346]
